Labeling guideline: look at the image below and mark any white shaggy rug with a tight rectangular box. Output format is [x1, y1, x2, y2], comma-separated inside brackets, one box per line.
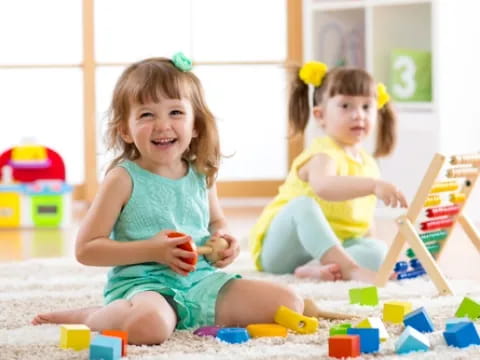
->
[1, 252, 480, 360]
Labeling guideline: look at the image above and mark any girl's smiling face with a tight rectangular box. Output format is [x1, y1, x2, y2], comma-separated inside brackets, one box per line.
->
[121, 95, 197, 176]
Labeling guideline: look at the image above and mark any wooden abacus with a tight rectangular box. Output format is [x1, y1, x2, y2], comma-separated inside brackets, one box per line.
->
[375, 153, 480, 295]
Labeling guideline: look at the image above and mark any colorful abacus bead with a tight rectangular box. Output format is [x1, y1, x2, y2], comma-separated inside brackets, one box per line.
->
[425, 205, 459, 218]
[420, 218, 454, 231]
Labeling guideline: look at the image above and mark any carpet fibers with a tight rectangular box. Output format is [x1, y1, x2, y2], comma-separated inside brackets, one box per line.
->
[1, 252, 480, 359]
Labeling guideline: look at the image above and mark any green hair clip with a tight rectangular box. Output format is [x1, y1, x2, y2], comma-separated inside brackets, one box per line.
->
[171, 52, 192, 72]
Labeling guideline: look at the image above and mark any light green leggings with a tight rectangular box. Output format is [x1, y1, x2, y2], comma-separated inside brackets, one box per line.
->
[260, 196, 387, 274]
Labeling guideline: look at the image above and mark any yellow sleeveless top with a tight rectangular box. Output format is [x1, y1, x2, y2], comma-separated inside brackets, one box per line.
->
[249, 136, 380, 270]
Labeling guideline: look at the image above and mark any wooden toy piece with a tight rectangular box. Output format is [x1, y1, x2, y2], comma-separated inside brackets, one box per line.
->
[329, 323, 351, 336]
[355, 317, 389, 342]
[59, 324, 91, 351]
[194, 325, 221, 337]
[445, 317, 470, 330]
[349, 286, 378, 306]
[447, 167, 479, 178]
[347, 327, 380, 353]
[443, 321, 480, 348]
[425, 205, 460, 218]
[450, 153, 480, 166]
[454, 297, 480, 320]
[403, 307, 434, 333]
[395, 326, 430, 354]
[216, 328, 250, 344]
[376, 152, 480, 296]
[430, 180, 458, 193]
[274, 305, 318, 334]
[383, 301, 412, 324]
[246, 324, 288, 338]
[197, 236, 229, 263]
[89, 334, 122, 360]
[328, 335, 360, 358]
[101, 330, 128, 356]
[303, 298, 360, 320]
[169, 231, 197, 266]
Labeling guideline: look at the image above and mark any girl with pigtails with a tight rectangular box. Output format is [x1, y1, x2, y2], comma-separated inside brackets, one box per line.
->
[250, 62, 407, 283]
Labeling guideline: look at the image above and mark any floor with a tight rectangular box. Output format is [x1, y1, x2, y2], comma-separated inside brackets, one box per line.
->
[1, 201, 480, 281]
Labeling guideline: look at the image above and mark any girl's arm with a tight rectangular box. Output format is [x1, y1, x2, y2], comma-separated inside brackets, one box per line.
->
[303, 153, 407, 207]
[75, 167, 195, 272]
[207, 183, 240, 267]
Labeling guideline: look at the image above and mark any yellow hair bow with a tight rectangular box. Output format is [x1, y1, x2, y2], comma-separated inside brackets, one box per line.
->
[299, 62, 328, 87]
[377, 83, 390, 109]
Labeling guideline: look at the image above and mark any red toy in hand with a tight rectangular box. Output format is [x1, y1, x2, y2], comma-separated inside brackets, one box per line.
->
[168, 231, 198, 266]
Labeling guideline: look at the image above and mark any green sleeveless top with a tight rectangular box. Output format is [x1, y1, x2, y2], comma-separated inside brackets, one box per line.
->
[103, 160, 219, 302]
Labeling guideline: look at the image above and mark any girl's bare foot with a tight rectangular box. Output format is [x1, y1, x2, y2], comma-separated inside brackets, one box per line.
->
[32, 306, 101, 326]
[294, 263, 342, 281]
[343, 265, 377, 283]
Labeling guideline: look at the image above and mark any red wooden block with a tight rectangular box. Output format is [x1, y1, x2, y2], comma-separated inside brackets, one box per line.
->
[101, 330, 128, 356]
[168, 231, 197, 266]
[328, 335, 360, 358]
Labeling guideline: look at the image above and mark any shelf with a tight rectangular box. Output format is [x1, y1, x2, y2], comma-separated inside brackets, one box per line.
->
[394, 102, 435, 112]
[311, 0, 432, 11]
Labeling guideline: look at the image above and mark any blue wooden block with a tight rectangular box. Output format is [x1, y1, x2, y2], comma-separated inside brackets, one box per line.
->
[217, 328, 250, 344]
[394, 261, 408, 272]
[443, 322, 480, 348]
[409, 258, 423, 270]
[89, 335, 122, 360]
[404, 307, 434, 333]
[445, 318, 470, 331]
[347, 327, 379, 353]
[395, 326, 430, 354]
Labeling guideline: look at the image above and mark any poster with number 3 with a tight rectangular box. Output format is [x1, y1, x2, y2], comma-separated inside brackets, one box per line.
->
[390, 49, 432, 102]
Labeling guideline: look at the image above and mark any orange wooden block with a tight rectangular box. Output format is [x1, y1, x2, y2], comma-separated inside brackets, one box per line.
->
[328, 335, 360, 358]
[101, 330, 128, 356]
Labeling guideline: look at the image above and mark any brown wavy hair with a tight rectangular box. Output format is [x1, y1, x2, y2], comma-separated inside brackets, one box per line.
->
[104, 57, 220, 187]
[289, 66, 397, 157]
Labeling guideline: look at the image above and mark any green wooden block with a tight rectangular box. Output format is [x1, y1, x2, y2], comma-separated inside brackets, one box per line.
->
[349, 286, 379, 306]
[329, 323, 352, 336]
[455, 297, 480, 320]
[390, 49, 432, 102]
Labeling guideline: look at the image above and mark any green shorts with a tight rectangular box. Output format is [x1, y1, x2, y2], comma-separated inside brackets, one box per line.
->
[121, 271, 240, 329]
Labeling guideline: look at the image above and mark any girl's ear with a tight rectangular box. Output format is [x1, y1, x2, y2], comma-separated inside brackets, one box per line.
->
[312, 105, 325, 127]
[119, 125, 133, 143]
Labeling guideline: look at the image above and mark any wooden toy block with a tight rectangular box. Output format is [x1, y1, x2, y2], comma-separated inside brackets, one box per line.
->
[303, 298, 359, 320]
[216, 328, 250, 344]
[403, 307, 434, 333]
[395, 326, 430, 354]
[59, 324, 91, 351]
[347, 327, 380, 353]
[101, 330, 128, 356]
[89, 334, 122, 360]
[455, 297, 480, 319]
[355, 317, 389, 342]
[328, 335, 360, 358]
[246, 324, 287, 338]
[443, 321, 480, 348]
[445, 317, 470, 330]
[349, 286, 378, 306]
[194, 326, 221, 337]
[383, 301, 412, 323]
[274, 305, 318, 334]
[329, 323, 351, 336]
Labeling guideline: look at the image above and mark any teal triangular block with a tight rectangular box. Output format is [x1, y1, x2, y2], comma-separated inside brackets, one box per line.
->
[395, 326, 430, 354]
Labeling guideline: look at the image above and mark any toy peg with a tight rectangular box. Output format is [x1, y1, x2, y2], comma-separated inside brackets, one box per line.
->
[197, 236, 229, 263]
[304, 298, 360, 320]
[274, 305, 318, 334]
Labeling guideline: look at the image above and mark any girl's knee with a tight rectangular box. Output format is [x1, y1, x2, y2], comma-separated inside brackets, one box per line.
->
[123, 308, 175, 345]
[278, 287, 304, 315]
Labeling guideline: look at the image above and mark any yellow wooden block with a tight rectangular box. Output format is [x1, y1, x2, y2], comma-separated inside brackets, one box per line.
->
[355, 317, 389, 342]
[246, 324, 288, 338]
[12, 145, 47, 162]
[60, 324, 91, 350]
[0, 193, 21, 227]
[383, 301, 412, 324]
[274, 306, 318, 334]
